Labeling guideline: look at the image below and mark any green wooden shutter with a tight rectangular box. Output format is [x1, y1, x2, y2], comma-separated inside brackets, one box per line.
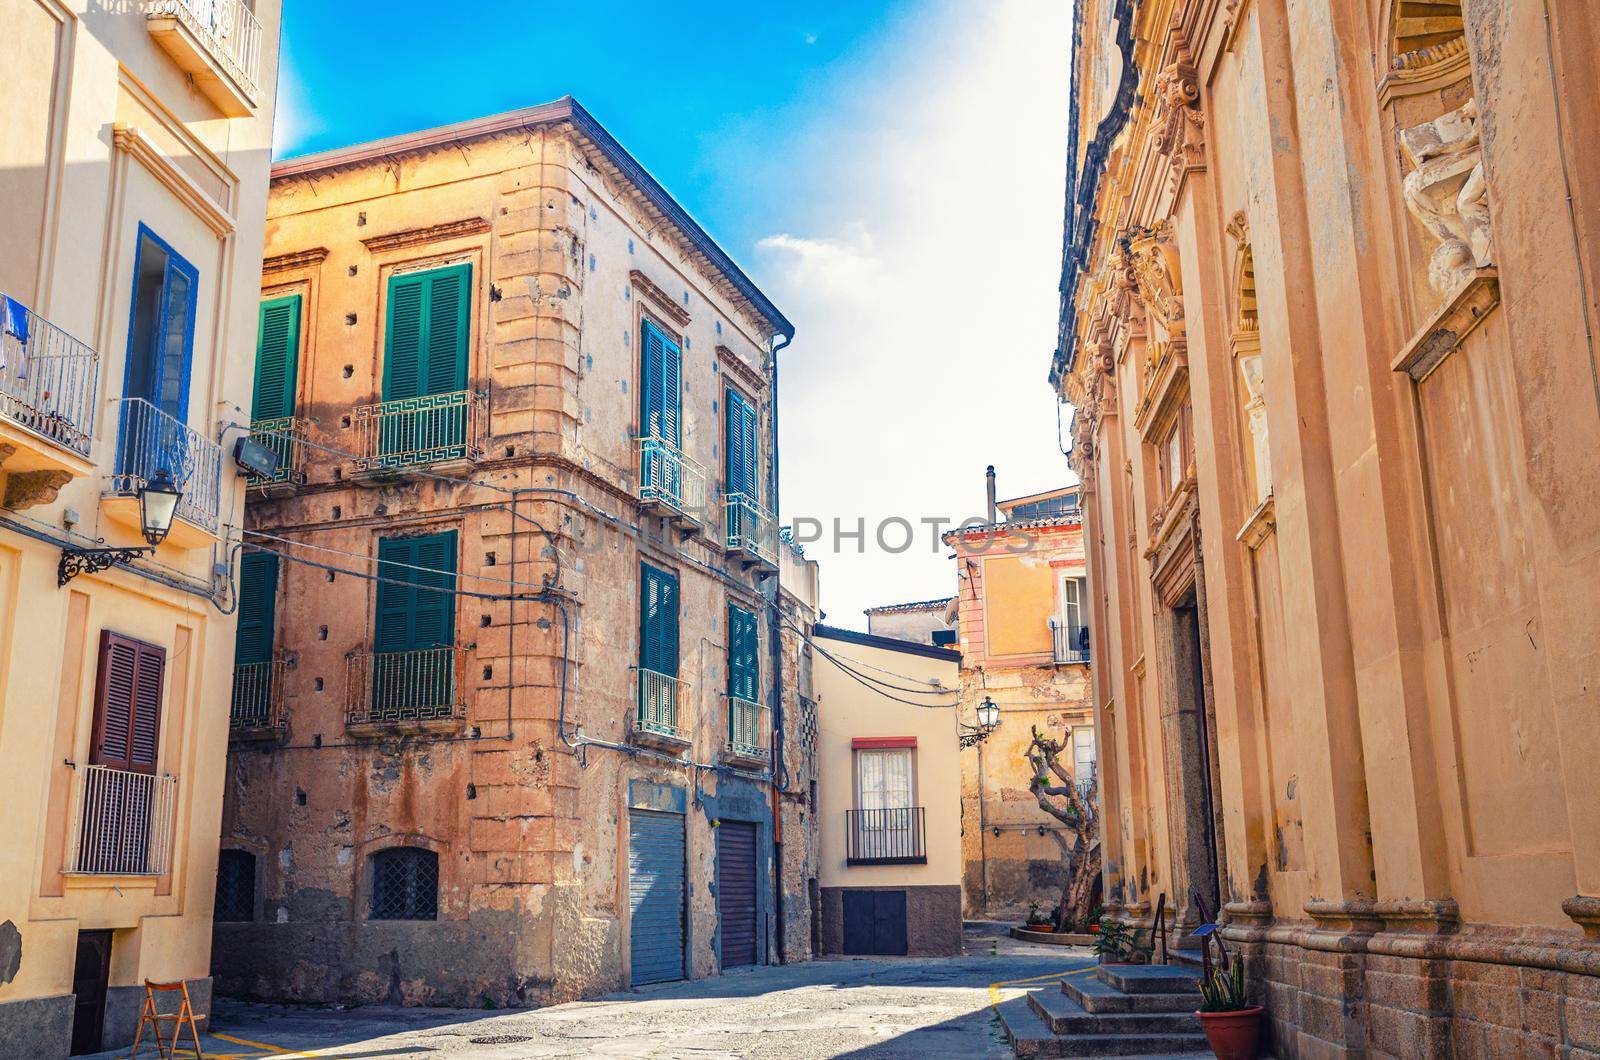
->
[725, 389, 759, 500]
[374, 531, 458, 651]
[235, 552, 280, 665]
[252, 296, 301, 421]
[640, 563, 680, 677]
[384, 264, 470, 401]
[727, 604, 758, 701]
[639, 320, 682, 448]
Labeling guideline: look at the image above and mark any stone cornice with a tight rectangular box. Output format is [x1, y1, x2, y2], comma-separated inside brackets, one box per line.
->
[630, 269, 692, 328]
[360, 217, 490, 254]
[715, 345, 767, 395]
[262, 247, 330, 275]
[1392, 269, 1499, 382]
[113, 124, 234, 236]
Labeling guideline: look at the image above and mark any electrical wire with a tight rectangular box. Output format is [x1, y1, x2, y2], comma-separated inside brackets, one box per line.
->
[240, 528, 553, 591]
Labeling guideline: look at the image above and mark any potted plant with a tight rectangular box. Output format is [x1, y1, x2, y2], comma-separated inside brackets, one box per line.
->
[1024, 901, 1051, 929]
[1197, 958, 1263, 1059]
[1091, 917, 1150, 963]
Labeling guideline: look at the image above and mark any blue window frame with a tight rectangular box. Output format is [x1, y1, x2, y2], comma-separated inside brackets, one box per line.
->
[118, 224, 198, 484]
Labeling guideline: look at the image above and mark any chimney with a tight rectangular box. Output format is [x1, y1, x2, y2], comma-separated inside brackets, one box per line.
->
[986, 465, 997, 523]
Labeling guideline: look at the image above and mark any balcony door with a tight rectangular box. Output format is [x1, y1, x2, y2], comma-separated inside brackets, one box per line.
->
[381, 264, 470, 463]
[371, 531, 458, 721]
[856, 747, 914, 860]
[639, 319, 683, 502]
[232, 551, 280, 728]
[724, 387, 758, 540]
[82, 632, 165, 875]
[638, 563, 680, 734]
[119, 225, 197, 487]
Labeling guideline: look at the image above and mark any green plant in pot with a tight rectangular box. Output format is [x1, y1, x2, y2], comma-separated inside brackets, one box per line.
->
[1025, 901, 1051, 929]
[1197, 958, 1264, 1059]
[1090, 917, 1149, 963]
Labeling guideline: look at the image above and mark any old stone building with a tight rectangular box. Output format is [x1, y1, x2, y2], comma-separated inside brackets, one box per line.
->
[0, 1, 281, 1055]
[863, 596, 957, 647]
[212, 98, 815, 1006]
[943, 479, 1094, 921]
[1056, 0, 1600, 1054]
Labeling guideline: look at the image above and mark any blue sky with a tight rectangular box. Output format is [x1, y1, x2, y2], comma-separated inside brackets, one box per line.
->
[275, 0, 1076, 626]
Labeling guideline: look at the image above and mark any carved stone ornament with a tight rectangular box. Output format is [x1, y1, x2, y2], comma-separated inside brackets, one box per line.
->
[3, 469, 72, 511]
[1401, 97, 1493, 296]
[1127, 223, 1185, 328]
[1149, 39, 1206, 193]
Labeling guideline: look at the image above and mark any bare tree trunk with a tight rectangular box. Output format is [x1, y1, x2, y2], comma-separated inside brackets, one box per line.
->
[1025, 725, 1102, 931]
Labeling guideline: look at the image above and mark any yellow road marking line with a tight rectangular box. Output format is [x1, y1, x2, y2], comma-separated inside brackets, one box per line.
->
[212, 1032, 322, 1057]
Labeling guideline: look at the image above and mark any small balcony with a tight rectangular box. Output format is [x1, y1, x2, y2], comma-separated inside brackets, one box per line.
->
[68, 766, 178, 876]
[724, 694, 769, 768]
[0, 297, 98, 488]
[630, 666, 690, 752]
[352, 389, 484, 479]
[1052, 621, 1091, 665]
[846, 807, 927, 866]
[724, 492, 778, 571]
[344, 645, 467, 734]
[247, 416, 311, 496]
[230, 657, 286, 740]
[637, 436, 706, 531]
[145, 0, 263, 117]
[106, 397, 222, 547]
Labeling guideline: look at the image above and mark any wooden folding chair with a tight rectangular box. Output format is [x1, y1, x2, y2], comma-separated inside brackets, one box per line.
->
[129, 979, 205, 1059]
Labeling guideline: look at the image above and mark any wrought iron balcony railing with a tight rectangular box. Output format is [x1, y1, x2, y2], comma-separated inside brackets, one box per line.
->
[632, 666, 689, 746]
[231, 658, 287, 735]
[1052, 621, 1091, 665]
[637, 436, 706, 520]
[247, 416, 311, 490]
[110, 397, 222, 533]
[724, 492, 778, 567]
[352, 390, 484, 473]
[146, 0, 263, 102]
[846, 807, 927, 865]
[345, 645, 467, 729]
[725, 694, 769, 765]
[0, 296, 98, 458]
[69, 766, 178, 876]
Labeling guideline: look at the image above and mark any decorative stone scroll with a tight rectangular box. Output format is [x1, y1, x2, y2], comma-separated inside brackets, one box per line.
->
[1149, 27, 1206, 196]
[1401, 98, 1493, 296]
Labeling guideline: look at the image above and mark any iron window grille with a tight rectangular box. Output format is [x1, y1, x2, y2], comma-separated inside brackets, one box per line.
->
[369, 847, 438, 921]
[213, 849, 256, 922]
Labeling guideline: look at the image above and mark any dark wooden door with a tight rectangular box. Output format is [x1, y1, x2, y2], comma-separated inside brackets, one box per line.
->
[70, 930, 112, 1055]
[841, 890, 908, 956]
[717, 820, 759, 967]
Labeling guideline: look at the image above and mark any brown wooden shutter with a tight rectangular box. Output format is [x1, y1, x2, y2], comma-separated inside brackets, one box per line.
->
[90, 631, 165, 774]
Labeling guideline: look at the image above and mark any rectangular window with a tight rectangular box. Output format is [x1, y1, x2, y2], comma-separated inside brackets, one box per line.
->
[231, 551, 280, 728]
[370, 531, 458, 718]
[640, 319, 683, 448]
[83, 632, 167, 875]
[1073, 725, 1097, 784]
[124, 225, 197, 422]
[856, 749, 913, 811]
[1060, 575, 1082, 631]
[252, 295, 301, 420]
[639, 563, 680, 678]
[724, 388, 758, 500]
[726, 604, 758, 700]
[91, 631, 166, 773]
[383, 264, 470, 401]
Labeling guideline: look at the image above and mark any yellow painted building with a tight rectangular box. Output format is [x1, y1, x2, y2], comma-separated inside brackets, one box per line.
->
[0, 1, 280, 1054]
[812, 625, 963, 957]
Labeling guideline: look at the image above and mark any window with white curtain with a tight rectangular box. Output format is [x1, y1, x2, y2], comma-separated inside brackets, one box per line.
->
[857, 748, 913, 810]
[1072, 725, 1097, 785]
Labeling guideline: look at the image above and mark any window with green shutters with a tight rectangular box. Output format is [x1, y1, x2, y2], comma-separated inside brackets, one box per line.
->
[231, 551, 280, 728]
[253, 296, 301, 421]
[640, 319, 683, 448]
[638, 563, 682, 737]
[369, 531, 458, 721]
[726, 604, 758, 700]
[724, 388, 759, 500]
[381, 264, 471, 462]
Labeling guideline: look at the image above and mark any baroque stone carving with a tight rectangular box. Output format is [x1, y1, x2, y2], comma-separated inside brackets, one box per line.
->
[3, 469, 72, 511]
[1149, 32, 1205, 194]
[1401, 98, 1492, 296]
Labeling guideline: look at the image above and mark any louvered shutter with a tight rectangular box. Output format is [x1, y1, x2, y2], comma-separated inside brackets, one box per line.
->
[384, 275, 426, 401]
[387, 264, 470, 401]
[234, 551, 279, 666]
[425, 266, 470, 395]
[640, 563, 679, 678]
[90, 632, 164, 775]
[727, 605, 758, 701]
[661, 329, 681, 448]
[725, 390, 758, 500]
[641, 321, 666, 441]
[252, 296, 301, 420]
[374, 532, 458, 651]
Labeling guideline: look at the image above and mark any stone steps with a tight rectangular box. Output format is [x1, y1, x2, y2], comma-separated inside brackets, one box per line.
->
[1001, 963, 1210, 1058]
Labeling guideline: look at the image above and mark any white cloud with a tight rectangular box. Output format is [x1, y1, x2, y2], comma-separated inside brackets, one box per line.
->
[743, 0, 1077, 627]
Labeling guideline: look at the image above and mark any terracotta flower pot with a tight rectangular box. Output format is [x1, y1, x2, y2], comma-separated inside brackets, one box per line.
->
[1197, 1006, 1264, 1060]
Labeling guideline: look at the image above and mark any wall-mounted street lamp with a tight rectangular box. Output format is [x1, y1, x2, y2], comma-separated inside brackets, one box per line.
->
[58, 470, 183, 586]
[959, 694, 1002, 749]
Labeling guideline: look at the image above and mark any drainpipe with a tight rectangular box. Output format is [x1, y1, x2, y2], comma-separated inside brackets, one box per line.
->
[985, 464, 997, 524]
[767, 329, 791, 964]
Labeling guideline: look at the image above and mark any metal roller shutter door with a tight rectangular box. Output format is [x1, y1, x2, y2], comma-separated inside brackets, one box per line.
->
[629, 809, 686, 986]
[717, 821, 759, 968]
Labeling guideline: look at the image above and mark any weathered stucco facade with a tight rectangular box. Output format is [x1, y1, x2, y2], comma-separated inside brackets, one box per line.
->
[1057, 0, 1600, 1054]
[0, 2, 281, 1055]
[213, 99, 814, 1008]
[944, 486, 1095, 921]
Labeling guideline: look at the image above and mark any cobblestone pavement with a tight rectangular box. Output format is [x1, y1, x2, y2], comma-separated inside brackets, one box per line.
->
[88, 931, 1091, 1060]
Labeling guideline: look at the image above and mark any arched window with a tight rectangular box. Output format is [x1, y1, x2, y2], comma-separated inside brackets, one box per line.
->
[369, 847, 438, 921]
[214, 849, 256, 922]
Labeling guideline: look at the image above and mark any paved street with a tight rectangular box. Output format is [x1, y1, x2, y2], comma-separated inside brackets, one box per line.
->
[91, 933, 1089, 1060]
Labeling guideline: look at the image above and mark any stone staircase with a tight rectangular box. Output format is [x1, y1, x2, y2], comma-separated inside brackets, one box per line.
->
[996, 963, 1211, 1057]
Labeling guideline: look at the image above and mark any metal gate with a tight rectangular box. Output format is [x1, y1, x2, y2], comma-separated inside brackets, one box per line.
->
[716, 820, 759, 967]
[841, 889, 908, 956]
[628, 808, 686, 986]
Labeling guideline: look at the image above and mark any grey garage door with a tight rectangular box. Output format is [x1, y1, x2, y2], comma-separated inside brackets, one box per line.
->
[717, 820, 759, 968]
[629, 809, 686, 986]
